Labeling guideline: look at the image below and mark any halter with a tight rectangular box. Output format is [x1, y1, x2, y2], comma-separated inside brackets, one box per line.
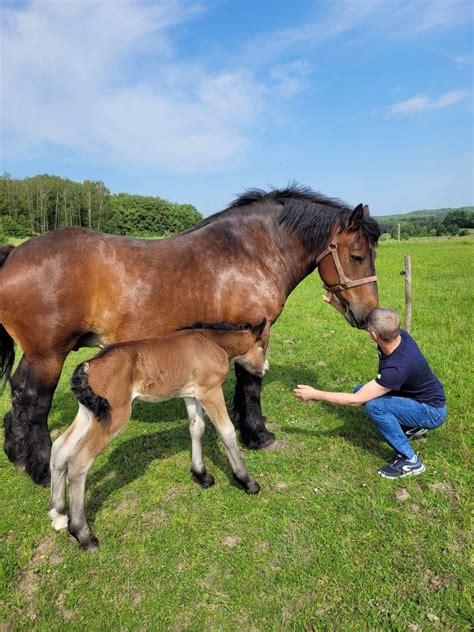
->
[315, 239, 377, 293]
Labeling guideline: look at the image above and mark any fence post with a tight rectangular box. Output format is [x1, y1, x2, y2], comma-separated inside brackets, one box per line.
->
[404, 255, 412, 332]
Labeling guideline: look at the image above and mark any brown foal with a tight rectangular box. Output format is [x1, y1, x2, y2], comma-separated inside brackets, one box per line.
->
[49, 321, 268, 550]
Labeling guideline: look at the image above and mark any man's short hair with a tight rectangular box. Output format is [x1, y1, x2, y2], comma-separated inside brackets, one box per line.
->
[367, 308, 401, 342]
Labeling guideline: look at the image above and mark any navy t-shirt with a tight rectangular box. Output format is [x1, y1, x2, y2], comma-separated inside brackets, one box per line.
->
[375, 330, 446, 407]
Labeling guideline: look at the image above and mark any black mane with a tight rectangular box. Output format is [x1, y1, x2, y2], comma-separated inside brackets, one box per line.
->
[181, 183, 380, 248]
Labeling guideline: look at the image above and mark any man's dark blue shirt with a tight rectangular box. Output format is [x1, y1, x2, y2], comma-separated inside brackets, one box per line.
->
[375, 329, 446, 408]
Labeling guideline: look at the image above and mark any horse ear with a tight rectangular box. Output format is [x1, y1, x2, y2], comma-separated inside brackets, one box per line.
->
[252, 317, 267, 339]
[349, 203, 369, 228]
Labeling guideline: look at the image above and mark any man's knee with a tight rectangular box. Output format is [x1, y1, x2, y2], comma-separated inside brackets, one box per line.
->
[352, 384, 363, 394]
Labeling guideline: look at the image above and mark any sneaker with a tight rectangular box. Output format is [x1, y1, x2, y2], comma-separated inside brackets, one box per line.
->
[378, 453, 426, 479]
[403, 427, 428, 440]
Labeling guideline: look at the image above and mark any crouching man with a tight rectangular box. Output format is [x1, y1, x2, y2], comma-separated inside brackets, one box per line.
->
[293, 307, 447, 478]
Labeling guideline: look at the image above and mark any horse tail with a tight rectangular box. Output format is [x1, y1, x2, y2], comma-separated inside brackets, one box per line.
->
[0, 325, 15, 393]
[0, 245, 17, 390]
[0, 244, 15, 267]
[71, 362, 111, 422]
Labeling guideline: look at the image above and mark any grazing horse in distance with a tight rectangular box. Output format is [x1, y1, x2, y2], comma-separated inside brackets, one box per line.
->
[49, 321, 268, 551]
[0, 184, 380, 487]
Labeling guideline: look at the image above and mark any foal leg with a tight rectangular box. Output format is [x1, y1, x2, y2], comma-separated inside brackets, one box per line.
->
[67, 404, 131, 551]
[199, 388, 259, 494]
[184, 397, 214, 489]
[233, 363, 275, 450]
[4, 353, 66, 487]
[49, 403, 92, 531]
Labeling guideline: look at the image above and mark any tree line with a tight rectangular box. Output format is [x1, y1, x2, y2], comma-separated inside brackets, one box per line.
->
[376, 208, 474, 239]
[0, 173, 202, 239]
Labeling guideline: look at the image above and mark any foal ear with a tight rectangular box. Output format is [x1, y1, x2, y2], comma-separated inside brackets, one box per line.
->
[251, 317, 267, 339]
[349, 203, 370, 229]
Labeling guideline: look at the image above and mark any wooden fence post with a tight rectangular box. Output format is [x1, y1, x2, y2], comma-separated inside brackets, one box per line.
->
[404, 255, 412, 332]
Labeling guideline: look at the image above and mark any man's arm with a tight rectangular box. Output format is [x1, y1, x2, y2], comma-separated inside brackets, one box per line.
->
[293, 380, 390, 407]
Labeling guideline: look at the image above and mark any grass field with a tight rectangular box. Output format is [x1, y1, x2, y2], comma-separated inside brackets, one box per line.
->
[1, 237, 472, 631]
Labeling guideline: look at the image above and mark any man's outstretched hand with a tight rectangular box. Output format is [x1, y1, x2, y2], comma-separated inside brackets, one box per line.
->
[293, 385, 322, 401]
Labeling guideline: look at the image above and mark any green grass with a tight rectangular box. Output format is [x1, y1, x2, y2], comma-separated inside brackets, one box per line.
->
[1, 238, 472, 631]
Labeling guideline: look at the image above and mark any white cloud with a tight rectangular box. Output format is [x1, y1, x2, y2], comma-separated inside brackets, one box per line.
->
[270, 60, 314, 98]
[385, 90, 468, 116]
[0, 0, 265, 173]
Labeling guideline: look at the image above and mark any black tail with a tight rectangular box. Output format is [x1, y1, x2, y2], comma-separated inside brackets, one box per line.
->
[71, 363, 111, 421]
[0, 244, 16, 392]
[0, 325, 15, 393]
[0, 244, 15, 267]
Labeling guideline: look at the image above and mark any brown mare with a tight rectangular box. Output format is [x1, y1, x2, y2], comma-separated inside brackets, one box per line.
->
[0, 185, 380, 487]
[49, 321, 268, 551]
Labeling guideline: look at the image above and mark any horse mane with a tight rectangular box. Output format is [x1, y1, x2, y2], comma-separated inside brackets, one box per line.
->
[181, 183, 380, 248]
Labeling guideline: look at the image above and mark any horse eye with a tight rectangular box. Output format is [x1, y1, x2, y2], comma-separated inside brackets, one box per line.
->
[350, 255, 363, 263]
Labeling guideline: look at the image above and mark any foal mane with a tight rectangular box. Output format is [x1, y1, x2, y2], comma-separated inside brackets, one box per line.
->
[181, 183, 380, 249]
[179, 322, 253, 332]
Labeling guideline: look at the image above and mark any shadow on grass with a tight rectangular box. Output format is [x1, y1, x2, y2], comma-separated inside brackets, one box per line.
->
[283, 404, 392, 460]
[86, 419, 243, 521]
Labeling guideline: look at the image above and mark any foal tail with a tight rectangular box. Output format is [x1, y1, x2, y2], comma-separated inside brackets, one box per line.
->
[71, 362, 111, 422]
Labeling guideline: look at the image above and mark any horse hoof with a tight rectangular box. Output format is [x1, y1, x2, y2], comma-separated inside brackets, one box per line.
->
[192, 470, 215, 489]
[244, 429, 276, 450]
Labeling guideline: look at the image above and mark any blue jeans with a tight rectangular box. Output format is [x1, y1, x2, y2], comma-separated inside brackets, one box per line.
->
[353, 385, 447, 459]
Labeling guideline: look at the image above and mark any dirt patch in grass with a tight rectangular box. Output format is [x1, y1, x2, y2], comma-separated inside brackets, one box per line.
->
[16, 534, 63, 620]
[55, 592, 75, 622]
[422, 569, 452, 590]
[221, 535, 241, 548]
[428, 481, 458, 498]
[162, 486, 180, 502]
[254, 541, 270, 554]
[114, 494, 139, 514]
[264, 439, 290, 452]
[395, 488, 410, 502]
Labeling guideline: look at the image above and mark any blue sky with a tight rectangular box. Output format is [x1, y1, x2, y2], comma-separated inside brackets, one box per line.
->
[1, 0, 472, 215]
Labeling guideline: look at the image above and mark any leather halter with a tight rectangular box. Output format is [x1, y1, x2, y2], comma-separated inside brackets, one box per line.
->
[315, 240, 377, 293]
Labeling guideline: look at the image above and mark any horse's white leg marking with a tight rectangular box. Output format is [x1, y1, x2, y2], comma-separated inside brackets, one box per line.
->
[184, 397, 206, 476]
[200, 389, 251, 482]
[49, 403, 91, 530]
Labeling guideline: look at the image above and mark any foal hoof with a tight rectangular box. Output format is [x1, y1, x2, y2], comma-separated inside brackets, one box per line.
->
[192, 470, 215, 489]
[244, 479, 260, 495]
[233, 474, 260, 495]
[49, 509, 69, 531]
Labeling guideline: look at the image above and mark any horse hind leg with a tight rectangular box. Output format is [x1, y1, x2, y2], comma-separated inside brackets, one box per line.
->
[4, 353, 67, 487]
[67, 403, 131, 551]
[49, 403, 92, 531]
[184, 397, 214, 489]
[199, 388, 260, 495]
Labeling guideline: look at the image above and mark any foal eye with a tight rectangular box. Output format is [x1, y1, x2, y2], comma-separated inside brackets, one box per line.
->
[350, 255, 363, 263]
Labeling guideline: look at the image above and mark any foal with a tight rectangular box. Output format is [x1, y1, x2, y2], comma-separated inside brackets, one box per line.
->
[49, 320, 268, 550]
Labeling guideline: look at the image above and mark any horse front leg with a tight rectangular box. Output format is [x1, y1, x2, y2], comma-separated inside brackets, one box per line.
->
[233, 363, 275, 449]
[4, 353, 66, 487]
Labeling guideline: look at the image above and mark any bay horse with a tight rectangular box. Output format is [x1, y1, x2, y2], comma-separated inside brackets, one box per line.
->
[0, 185, 380, 487]
[49, 321, 268, 551]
